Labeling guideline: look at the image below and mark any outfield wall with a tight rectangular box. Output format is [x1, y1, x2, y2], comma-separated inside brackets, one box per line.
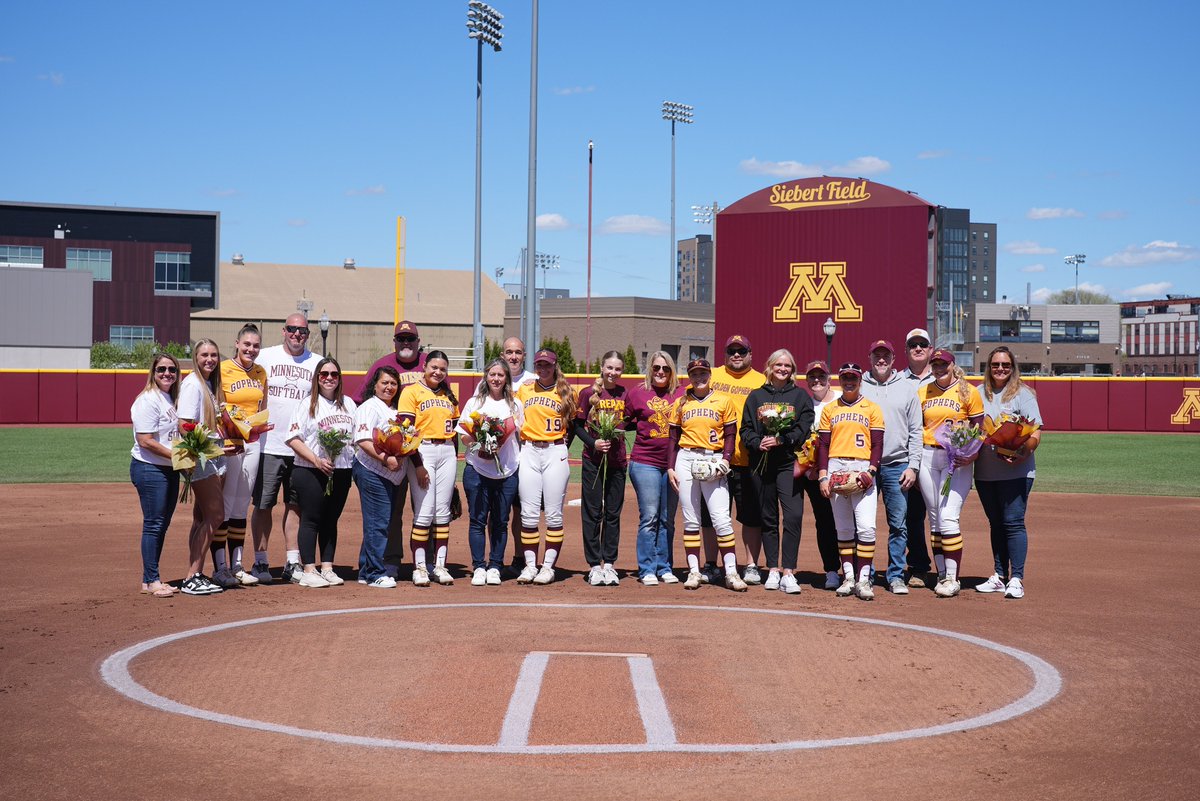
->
[1, 370, 1198, 433]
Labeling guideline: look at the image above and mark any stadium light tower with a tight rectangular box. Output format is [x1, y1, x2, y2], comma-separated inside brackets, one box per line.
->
[1063, 253, 1086, 304]
[467, 1, 503, 371]
[662, 101, 694, 301]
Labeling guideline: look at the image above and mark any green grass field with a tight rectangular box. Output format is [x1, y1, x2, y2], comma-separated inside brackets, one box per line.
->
[0, 428, 1196, 496]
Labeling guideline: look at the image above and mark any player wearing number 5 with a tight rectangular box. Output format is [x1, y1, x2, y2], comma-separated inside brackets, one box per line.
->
[817, 364, 885, 601]
[397, 350, 460, 587]
[515, 349, 577, 585]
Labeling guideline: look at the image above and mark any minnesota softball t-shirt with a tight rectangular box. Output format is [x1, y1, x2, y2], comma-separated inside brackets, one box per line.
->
[130, 389, 178, 467]
[285, 395, 358, 470]
[258, 345, 323, 456]
[354, 396, 406, 485]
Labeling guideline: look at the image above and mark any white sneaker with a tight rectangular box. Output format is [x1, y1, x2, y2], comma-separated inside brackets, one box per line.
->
[683, 570, 702, 590]
[763, 570, 781, 591]
[432, 566, 454, 585]
[888, 577, 910, 595]
[320, 568, 344, 586]
[934, 578, 961, 598]
[486, 567, 502, 585]
[516, 564, 538, 584]
[368, 576, 397, 589]
[725, 571, 748, 592]
[533, 565, 555, 585]
[284, 562, 303, 584]
[640, 573, 660, 586]
[742, 564, 762, 585]
[298, 570, 330, 589]
[855, 578, 875, 601]
[659, 571, 679, 584]
[413, 565, 431, 587]
[836, 575, 857, 597]
[1004, 577, 1025, 599]
[780, 573, 802, 595]
[234, 568, 259, 586]
[976, 574, 1007, 594]
[602, 565, 620, 586]
[587, 566, 605, 586]
[471, 567, 487, 586]
[824, 571, 841, 590]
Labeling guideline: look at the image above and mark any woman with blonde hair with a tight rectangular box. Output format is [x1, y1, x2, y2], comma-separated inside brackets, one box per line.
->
[574, 350, 629, 586]
[129, 353, 182, 597]
[515, 349, 577, 585]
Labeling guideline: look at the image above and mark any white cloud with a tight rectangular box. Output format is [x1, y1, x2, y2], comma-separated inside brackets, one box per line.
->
[917, 149, 950, 160]
[345, 184, 386, 196]
[1027, 207, 1085, 220]
[207, 188, 240, 197]
[287, 218, 308, 228]
[553, 85, 595, 96]
[1097, 209, 1128, 220]
[37, 71, 64, 86]
[1030, 287, 1052, 303]
[536, 213, 570, 231]
[739, 155, 891, 178]
[1004, 240, 1057, 255]
[1100, 240, 1199, 267]
[1078, 281, 1108, 294]
[598, 214, 668, 236]
[1020, 263, 1045, 273]
[1123, 281, 1173, 300]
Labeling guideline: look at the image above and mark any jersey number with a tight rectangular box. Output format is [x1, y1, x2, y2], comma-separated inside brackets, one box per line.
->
[855, 433, 866, 449]
[709, 429, 720, 445]
[445, 418, 457, 435]
[544, 417, 563, 433]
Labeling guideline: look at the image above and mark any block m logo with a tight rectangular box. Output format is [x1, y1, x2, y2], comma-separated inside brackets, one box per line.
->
[1170, 388, 1200, 425]
[772, 261, 863, 323]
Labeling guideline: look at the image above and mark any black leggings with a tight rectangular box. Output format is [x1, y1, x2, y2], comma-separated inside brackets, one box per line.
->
[292, 466, 353, 565]
[798, 475, 839, 572]
[580, 459, 626, 566]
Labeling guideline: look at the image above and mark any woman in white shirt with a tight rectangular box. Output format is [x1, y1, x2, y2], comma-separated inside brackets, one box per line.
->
[130, 353, 182, 598]
[285, 358, 357, 588]
[457, 359, 524, 586]
[352, 366, 406, 588]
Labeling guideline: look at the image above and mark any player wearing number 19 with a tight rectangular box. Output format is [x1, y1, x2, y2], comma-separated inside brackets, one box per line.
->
[397, 350, 460, 587]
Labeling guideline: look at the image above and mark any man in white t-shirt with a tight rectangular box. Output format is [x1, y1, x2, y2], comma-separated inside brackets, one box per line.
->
[250, 313, 323, 583]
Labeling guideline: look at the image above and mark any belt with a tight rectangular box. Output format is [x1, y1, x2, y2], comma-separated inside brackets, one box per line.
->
[423, 438, 454, 444]
[526, 438, 565, 448]
[682, 447, 719, 454]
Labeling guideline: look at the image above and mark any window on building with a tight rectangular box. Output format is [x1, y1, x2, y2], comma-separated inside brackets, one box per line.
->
[66, 248, 112, 281]
[1051, 320, 1100, 343]
[983, 289, 989, 298]
[110, 325, 155, 349]
[154, 251, 191, 291]
[983, 274, 989, 283]
[983, 231, 990, 240]
[0, 245, 44, 267]
[972, 274, 977, 283]
[979, 319, 1042, 343]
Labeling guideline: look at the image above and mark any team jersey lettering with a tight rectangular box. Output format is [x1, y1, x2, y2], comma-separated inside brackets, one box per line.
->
[820, 396, 884, 461]
[517, 383, 569, 442]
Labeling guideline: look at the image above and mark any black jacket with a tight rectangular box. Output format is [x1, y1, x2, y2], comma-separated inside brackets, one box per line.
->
[739, 382, 816, 471]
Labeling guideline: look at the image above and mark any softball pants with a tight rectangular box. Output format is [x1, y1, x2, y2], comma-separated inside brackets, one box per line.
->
[918, 445, 973, 580]
[409, 441, 457, 527]
[829, 457, 878, 581]
[676, 450, 733, 535]
[518, 442, 569, 530]
[221, 446, 261, 520]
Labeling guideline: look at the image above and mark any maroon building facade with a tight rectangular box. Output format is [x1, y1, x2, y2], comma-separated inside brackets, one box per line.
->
[715, 178, 934, 366]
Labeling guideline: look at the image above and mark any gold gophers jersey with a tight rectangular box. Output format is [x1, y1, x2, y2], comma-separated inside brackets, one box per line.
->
[671, 390, 738, 451]
[517, 381, 570, 442]
[819, 396, 885, 460]
[708, 365, 765, 466]
[398, 381, 459, 440]
[918, 380, 984, 446]
[220, 359, 267, 417]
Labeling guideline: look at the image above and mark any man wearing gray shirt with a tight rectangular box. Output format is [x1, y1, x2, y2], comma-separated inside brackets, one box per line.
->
[897, 327, 934, 586]
[861, 339, 923, 595]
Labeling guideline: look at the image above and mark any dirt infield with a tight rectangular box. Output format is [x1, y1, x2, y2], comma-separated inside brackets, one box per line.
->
[2, 483, 1197, 800]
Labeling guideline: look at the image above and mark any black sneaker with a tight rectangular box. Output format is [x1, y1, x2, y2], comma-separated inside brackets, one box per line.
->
[282, 562, 301, 584]
[197, 573, 223, 593]
[182, 573, 219, 595]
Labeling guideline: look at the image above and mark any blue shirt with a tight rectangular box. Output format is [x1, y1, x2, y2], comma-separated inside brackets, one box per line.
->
[975, 383, 1042, 482]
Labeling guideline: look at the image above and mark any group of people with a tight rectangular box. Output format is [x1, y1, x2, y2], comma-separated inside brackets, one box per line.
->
[130, 319, 1041, 601]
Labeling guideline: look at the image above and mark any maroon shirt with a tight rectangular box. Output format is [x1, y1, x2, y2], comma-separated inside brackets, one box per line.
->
[575, 385, 629, 467]
[625, 384, 686, 470]
[357, 351, 427, 404]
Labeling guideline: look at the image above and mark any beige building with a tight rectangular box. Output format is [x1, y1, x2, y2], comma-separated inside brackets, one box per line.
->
[965, 302, 1122, 376]
[192, 261, 508, 371]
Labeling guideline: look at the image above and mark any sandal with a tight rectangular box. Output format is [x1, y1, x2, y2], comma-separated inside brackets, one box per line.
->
[142, 582, 177, 597]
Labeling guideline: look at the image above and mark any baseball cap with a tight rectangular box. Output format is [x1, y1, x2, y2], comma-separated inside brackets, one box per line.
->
[929, 349, 956, 365]
[804, 360, 829, 376]
[686, 358, 712, 374]
[533, 349, 557, 365]
[905, 328, 931, 347]
[724, 334, 752, 353]
[394, 320, 420, 338]
[868, 339, 895, 357]
[838, 362, 864, 379]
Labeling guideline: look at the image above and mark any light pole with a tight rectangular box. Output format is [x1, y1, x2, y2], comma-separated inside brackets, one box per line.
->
[319, 311, 330, 357]
[662, 101, 693, 301]
[1063, 253, 1086, 304]
[586, 140, 594, 368]
[823, 316, 836, 368]
[467, 1, 503, 372]
[532, 250, 559, 350]
[692, 200, 720, 302]
[522, 0, 540, 372]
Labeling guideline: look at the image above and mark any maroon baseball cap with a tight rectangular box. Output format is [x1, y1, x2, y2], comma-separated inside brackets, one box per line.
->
[838, 362, 864, 378]
[804, 360, 829, 376]
[929, 349, 956, 365]
[533, 349, 557, 365]
[686, 358, 712, 374]
[868, 339, 895, 357]
[724, 334, 751, 352]
[394, 320, 420, 338]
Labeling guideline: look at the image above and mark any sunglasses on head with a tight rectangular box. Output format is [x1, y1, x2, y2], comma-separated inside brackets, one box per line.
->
[154, 365, 178, 375]
[319, 370, 340, 378]
[285, 325, 309, 335]
[727, 348, 748, 356]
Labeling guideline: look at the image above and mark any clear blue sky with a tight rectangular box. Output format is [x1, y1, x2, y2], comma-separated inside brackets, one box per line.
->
[4, 0, 1197, 305]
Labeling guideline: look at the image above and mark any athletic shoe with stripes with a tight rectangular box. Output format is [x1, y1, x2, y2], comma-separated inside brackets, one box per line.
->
[283, 562, 301, 584]
[976, 574, 1006, 593]
[181, 573, 220, 595]
[1004, 577, 1025, 599]
[368, 576, 397, 589]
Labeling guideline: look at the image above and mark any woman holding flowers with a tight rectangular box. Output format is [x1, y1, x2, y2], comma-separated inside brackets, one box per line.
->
[130, 353, 182, 597]
[740, 349, 814, 594]
[574, 351, 629, 587]
[353, 366, 406, 588]
[284, 357, 357, 588]
[176, 338, 229, 595]
[457, 358, 523, 586]
[515, 349, 577, 586]
[398, 350, 460, 587]
[974, 346, 1042, 600]
[626, 351, 686, 585]
[917, 349, 985, 598]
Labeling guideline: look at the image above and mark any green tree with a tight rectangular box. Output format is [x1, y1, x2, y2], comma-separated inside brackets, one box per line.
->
[1045, 289, 1115, 305]
[539, 335, 577, 373]
[91, 340, 190, 369]
[622, 345, 640, 374]
[483, 338, 503, 364]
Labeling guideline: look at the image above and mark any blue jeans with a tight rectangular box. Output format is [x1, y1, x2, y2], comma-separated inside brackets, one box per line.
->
[878, 462, 911, 583]
[975, 477, 1033, 580]
[462, 463, 519, 569]
[354, 461, 398, 582]
[629, 460, 678, 578]
[130, 458, 179, 584]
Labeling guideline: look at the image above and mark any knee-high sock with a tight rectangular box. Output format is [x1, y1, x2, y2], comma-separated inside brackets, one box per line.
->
[410, 525, 429, 567]
[940, 533, 962, 580]
[543, 526, 564, 568]
[226, 519, 246, 567]
[855, 537, 876, 583]
[433, 524, 449, 568]
[931, 532, 945, 574]
[717, 531, 737, 572]
[683, 531, 702, 571]
[838, 535, 856, 579]
[211, 522, 229, 570]
[521, 527, 540, 567]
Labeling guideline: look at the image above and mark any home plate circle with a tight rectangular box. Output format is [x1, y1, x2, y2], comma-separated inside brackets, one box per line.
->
[100, 603, 1061, 754]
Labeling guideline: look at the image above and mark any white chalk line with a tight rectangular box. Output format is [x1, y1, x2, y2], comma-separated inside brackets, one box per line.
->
[99, 603, 1062, 754]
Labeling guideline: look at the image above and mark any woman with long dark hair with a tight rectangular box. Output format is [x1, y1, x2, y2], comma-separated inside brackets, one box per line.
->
[353, 366, 405, 588]
[130, 353, 182, 597]
[574, 350, 628, 586]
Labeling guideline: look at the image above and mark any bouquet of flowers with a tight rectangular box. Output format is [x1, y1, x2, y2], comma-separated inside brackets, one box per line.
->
[172, 422, 224, 503]
[316, 426, 353, 495]
[465, 410, 514, 473]
[933, 419, 984, 497]
[792, 430, 819, 479]
[221, 405, 272, 443]
[755, 403, 796, 474]
[588, 408, 623, 488]
[983, 413, 1041, 459]
[373, 414, 422, 459]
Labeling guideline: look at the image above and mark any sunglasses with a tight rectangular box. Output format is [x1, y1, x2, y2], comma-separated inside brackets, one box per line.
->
[989, 362, 1013, 370]
[154, 366, 178, 375]
[651, 365, 670, 373]
[907, 340, 930, 349]
[284, 325, 310, 335]
[727, 348, 748, 356]
[318, 370, 340, 379]
[394, 335, 418, 343]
